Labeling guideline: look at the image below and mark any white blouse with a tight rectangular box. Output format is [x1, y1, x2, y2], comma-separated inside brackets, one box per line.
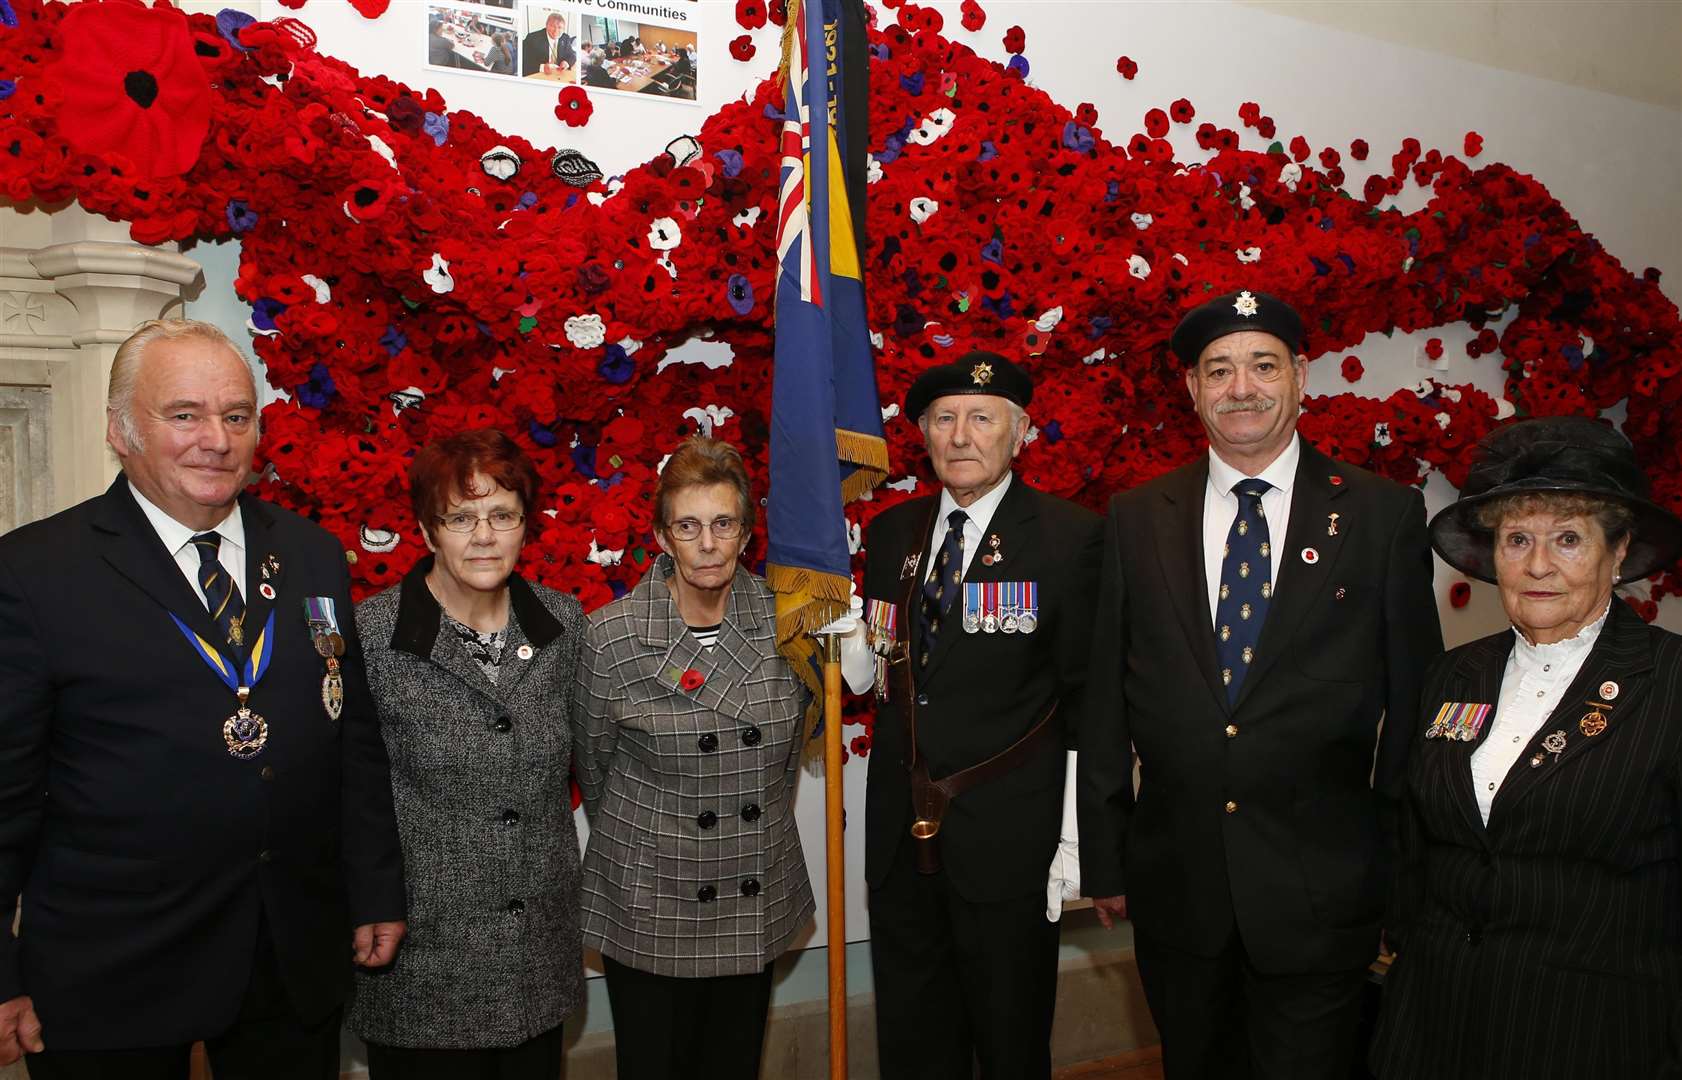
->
[1470, 604, 1609, 824]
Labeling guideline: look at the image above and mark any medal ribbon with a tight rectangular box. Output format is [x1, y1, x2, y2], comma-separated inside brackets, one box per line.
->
[303, 595, 340, 637]
[168, 609, 276, 694]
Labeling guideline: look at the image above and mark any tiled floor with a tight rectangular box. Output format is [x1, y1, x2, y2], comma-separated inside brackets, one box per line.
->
[1055, 1046, 1166, 1080]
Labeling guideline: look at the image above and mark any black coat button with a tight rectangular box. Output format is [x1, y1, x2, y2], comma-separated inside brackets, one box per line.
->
[697, 884, 717, 903]
[741, 803, 762, 822]
[501, 808, 520, 826]
[259, 766, 275, 781]
[741, 878, 761, 897]
[1466, 926, 1482, 946]
[508, 898, 525, 915]
[698, 733, 719, 753]
[493, 716, 513, 732]
[697, 810, 718, 829]
[742, 726, 762, 746]
[258, 849, 273, 864]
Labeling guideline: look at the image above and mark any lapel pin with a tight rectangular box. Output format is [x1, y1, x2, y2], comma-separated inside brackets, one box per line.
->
[985, 534, 1003, 566]
[900, 553, 921, 581]
[261, 554, 281, 580]
[516, 644, 534, 661]
[1579, 702, 1610, 737]
[1598, 680, 1619, 701]
[1327, 512, 1340, 537]
[1542, 730, 1568, 760]
[1529, 753, 1544, 768]
[1329, 475, 1343, 486]
[1335, 586, 1346, 600]
[259, 582, 277, 601]
[1301, 547, 1319, 565]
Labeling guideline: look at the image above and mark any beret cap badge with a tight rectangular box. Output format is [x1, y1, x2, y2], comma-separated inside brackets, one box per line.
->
[970, 361, 994, 386]
[1233, 291, 1260, 317]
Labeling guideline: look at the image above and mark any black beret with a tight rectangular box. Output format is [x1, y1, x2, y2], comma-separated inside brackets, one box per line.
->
[1169, 290, 1305, 366]
[1429, 416, 1682, 584]
[904, 350, 1033, 422]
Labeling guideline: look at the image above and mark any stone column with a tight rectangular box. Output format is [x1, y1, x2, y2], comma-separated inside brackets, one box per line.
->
[0, 205, 203, 529]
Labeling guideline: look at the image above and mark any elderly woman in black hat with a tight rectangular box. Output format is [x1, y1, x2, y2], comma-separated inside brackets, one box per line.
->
[1371, 416, 1682, 1080]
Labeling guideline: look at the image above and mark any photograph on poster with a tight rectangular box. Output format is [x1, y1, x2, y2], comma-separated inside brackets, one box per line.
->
[426, 5, 520, 78]
[521, 7, 578, 82]
[577, 15, 697, 101]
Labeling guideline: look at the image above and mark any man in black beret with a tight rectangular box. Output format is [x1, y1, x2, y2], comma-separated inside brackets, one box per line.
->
[835, 350, 1101, 1078]
[1078, 291, 1444, 1079]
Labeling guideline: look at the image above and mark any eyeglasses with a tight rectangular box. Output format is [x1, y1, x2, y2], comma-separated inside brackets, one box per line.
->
[437, 510, 526, 534]
[665, 516, 744, 542]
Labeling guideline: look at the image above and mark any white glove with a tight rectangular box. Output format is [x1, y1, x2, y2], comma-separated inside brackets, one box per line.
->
[813, 588, 863, 636]
[811, 585, 876, 696]
[1046, 750, 1081, 922]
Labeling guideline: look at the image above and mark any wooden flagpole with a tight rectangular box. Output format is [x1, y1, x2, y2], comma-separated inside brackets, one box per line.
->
[822, 632, 848, 1080]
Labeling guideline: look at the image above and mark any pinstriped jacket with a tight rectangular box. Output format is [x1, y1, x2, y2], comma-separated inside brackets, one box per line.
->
[573, 555, 815, 978]
[1372, 600, 1682, 1079]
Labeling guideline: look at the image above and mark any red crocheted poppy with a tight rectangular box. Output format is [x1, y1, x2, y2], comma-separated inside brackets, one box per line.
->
[48, 0, 212, 179]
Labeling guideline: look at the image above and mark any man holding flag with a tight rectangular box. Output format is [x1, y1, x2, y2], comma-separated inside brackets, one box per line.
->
[839, 352, 1103, 1079]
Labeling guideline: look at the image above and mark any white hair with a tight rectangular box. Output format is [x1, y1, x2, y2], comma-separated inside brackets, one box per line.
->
[108, 319, 257, 452]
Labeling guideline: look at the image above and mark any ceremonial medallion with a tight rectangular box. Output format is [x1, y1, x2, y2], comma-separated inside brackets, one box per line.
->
[1579, 708, 1607, 737]
[224, 694, 269, 759]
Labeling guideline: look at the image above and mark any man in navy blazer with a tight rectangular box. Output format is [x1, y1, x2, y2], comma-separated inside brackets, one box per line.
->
[1078, 292, 1442, 1080]
[0, 319, 406, 1078]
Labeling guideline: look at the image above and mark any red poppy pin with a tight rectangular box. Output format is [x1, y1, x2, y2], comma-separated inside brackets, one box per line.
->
[679, 669, 705, 691]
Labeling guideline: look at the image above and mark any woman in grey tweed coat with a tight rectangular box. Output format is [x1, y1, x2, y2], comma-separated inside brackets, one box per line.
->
[574, 438, 816, 1080]
[350, 430, 585, 1079]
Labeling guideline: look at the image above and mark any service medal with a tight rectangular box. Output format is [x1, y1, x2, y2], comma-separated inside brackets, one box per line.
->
[1018, 611, 1038, 634]
[322, 658, 344, 721]
[963, 610, 982, 633]
[982, 612, 998, 633]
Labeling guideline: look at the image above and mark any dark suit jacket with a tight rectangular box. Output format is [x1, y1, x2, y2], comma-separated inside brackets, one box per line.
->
[521, 29, 574, 75]
[862, 477, 1102, 902]
[1371, 601, 1682, 1079]
[0, 478, 406, 1049]
[1078, 441, 1442, 973]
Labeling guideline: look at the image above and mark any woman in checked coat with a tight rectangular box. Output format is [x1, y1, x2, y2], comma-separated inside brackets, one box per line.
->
[573, 437, 815, 1080]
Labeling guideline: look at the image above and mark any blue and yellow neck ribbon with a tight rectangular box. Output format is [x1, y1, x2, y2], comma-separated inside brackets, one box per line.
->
[168, 609, 276, 694]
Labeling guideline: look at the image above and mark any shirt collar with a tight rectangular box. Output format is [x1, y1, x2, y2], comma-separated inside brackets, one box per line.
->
[1511, 601, 1610, 669]
[127, 478, 245, 558]
[1208, 435, 1300, 497]
[936, 471, 1012, 536]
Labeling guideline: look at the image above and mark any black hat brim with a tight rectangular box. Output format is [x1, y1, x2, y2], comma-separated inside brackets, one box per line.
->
[1429, 480, 1682, 584]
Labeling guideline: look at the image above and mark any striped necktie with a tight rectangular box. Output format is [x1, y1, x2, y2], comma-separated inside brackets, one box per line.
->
[191, 531, 247, 650]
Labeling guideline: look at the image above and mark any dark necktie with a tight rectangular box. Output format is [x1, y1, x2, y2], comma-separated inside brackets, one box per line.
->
[917, 509, 967, 672]
[1214, 480, 1272, 706]
[191, 532, 247, 650]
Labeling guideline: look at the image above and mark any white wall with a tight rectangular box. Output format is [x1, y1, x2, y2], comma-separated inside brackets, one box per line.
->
[193, 0, 1682, 965]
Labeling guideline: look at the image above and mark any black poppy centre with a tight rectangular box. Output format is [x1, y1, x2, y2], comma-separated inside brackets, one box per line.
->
[123, 70, 160, 109]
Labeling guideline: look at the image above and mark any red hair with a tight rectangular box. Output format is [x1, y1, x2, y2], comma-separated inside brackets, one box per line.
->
[409, 429, 541, 539]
